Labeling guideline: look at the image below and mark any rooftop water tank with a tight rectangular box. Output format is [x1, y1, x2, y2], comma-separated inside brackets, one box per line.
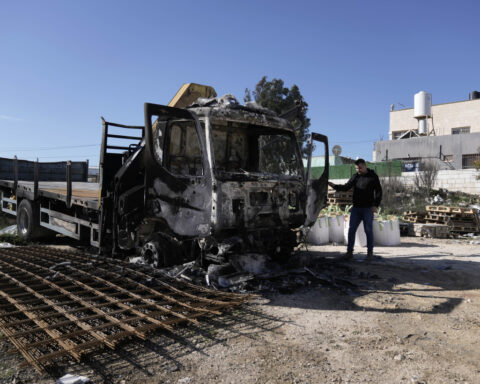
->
[414, 91, 432, 118]
[469, 90, 480, 100]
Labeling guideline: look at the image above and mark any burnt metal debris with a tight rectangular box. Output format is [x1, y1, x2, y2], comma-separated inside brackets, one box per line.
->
[0, 246, 250, 373]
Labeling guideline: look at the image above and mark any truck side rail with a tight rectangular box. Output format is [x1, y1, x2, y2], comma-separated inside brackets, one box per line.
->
[98, 118, 144, 202]
[0, 156, 88, 183]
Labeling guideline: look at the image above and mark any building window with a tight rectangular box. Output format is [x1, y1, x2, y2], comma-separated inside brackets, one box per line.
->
[392, 131, 406, 140]
[392, 130, 419, 140]
[462, 154, 480, 169]
[443, 155, 453, 163]
[452, 127, 470, 134]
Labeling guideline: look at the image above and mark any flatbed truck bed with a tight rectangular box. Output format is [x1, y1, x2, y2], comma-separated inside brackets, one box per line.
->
[0, 180, 99, 209]
[0, 158, 100, 247]
[0, 119, 144, 251]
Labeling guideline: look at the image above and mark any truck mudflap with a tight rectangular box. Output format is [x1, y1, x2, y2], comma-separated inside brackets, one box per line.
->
[144, 103, 213, 237]
[303, 133, 329, 228]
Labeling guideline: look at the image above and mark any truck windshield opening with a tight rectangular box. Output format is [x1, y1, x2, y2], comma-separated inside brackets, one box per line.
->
[211, 123, 301, 177]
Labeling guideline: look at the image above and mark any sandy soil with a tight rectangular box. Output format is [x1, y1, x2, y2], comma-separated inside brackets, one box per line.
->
[1, 237, 479, 383]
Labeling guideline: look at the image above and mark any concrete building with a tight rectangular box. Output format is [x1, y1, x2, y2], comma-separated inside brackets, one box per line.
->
[374, 92, 480, 170]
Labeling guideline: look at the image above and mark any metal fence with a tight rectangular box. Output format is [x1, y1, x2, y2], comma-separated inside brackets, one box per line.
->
[311, 160, 402, 180]
[0, 157, 88, 182]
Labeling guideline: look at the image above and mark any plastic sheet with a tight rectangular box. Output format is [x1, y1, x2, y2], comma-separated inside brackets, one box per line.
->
[0, 225, 17, 235]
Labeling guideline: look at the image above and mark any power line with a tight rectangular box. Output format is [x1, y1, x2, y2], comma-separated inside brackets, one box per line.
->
[334, 139, 377, 144]
[0, 144, 99, 152]
[0, 154, 99, 160]
[36, 154, 99, 159]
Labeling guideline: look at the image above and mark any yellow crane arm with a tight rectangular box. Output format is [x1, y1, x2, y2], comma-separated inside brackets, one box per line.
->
[168, 83, 217, 108]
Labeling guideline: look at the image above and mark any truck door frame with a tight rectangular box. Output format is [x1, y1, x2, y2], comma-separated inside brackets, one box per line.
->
[304, 133, 329, 228]
[144, 103, 213, 238]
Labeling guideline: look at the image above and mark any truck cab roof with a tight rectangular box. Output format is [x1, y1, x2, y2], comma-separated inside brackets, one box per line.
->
[187, 94, 294, 132]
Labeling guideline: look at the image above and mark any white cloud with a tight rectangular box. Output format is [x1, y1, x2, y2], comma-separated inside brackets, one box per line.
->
[0, 114, 24, 121]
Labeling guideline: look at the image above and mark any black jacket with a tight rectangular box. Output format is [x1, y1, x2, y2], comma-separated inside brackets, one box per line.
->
[333, 169, 382, 208]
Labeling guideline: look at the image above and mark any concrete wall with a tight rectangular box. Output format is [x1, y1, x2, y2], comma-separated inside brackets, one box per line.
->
[400, 169, 480, 195]
[389, 98, 480, 138]
[331, 169, 480, 195]
[373, 133, 480, 169]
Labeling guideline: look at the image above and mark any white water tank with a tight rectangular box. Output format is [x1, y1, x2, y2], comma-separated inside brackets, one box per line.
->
[414, 91, 432, 118]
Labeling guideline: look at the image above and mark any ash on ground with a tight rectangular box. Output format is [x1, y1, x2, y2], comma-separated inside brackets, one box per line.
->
[148, 251, 373, 296]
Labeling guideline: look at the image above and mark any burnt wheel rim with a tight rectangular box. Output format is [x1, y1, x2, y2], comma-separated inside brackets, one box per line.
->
[18, 208, 29, 236]
[142, 242, 161, 268]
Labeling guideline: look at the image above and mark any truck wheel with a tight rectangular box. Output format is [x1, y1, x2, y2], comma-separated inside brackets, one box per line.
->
[16, 199, 52, 241]
[141, 241, 165, 268]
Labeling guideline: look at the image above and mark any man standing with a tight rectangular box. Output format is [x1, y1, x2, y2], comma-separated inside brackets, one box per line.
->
[328, 159, 382, 261]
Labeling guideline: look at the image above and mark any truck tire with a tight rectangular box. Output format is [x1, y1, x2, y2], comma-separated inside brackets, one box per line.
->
[141, 241, 165, 268]
[16, 199, 52, 241]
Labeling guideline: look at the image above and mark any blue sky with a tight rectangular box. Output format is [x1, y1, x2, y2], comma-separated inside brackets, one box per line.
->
[1, 0, 479, 165]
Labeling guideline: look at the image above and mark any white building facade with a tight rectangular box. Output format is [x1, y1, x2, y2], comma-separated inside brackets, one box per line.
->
[374, 92, 480, 170]
[389, 96, 480, 140]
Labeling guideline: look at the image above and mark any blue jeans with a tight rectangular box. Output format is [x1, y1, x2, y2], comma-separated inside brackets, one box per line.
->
[347, 207, 374, 253]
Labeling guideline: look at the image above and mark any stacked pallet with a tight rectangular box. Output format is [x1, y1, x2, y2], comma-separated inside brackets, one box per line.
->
[327, 189, 352, 209]
[402, 211, 427, 223]
[425, 205, 480, 234]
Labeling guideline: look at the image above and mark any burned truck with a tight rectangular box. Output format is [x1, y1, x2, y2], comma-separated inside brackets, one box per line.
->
[0, 84, 329, 267]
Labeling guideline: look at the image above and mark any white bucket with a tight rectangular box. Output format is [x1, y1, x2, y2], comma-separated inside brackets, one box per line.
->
[374, 219, 401, 246]
[307, 216, 329, 245]
[328, 215, 345, 244]
[343, 216, 367, 247]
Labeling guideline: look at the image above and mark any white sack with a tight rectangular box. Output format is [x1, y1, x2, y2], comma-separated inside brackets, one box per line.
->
[343, 216, 367, 247]
[307, 216, 329, 245]
[328, 215, 345, 244]
[373, 219, 401, 246]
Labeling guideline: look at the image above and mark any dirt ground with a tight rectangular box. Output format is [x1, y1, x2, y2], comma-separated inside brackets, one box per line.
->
[1, 236, 479, 384]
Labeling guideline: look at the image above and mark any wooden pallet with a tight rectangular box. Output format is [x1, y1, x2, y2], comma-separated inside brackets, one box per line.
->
[403, 216, 425, 223]
[428, 211, 476, 219]
[402, 211, 427, 224]
[450, 227, 479, 233]
[404, 211, 425, 216]
[423, 206, 479, 233]
[425, 215, 450, 222]
[327, 199, 351, 204]
[426, 205, 478, 215]
[327, 203, 349, 209]
[450, 219, 478, 226]
[328, 192, 352, 199]
[425, 212, 448, 218]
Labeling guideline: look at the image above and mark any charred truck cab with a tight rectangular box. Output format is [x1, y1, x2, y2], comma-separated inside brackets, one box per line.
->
[127, 91, 329, 267]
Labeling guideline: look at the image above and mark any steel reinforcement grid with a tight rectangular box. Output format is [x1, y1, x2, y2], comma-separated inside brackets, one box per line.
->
[0, 246, 250, 373]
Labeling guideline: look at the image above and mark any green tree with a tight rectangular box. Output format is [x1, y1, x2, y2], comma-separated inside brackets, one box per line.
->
[474, 159, 480, 180]
[244, 76, 311, 155]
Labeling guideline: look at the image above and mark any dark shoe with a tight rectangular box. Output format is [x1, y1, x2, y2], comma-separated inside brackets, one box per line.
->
[340, 251, 353, 261]
[366, 251, 374, 261]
